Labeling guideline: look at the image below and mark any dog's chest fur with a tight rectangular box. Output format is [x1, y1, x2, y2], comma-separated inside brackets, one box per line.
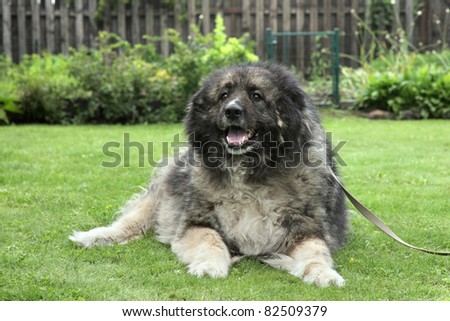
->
[197, 168, 290, 256]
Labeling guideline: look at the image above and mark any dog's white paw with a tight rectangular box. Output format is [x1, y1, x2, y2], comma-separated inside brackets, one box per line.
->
[302, 263, 345, 287]
[171, 227, 231, 279]
[69, 227, 115, 248]
[187, 260, 229, 278]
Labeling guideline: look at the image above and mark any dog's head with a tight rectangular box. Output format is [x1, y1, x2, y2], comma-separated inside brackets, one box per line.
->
[185, 63, 322, 169]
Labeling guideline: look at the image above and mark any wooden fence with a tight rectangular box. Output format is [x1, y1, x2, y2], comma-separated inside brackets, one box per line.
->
[1, 0, 449, 69]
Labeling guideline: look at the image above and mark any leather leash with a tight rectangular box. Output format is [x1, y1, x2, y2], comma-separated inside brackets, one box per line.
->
[329, 169, 450, 256]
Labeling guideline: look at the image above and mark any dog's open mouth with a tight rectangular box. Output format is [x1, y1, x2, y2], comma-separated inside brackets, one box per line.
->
[225, 126, 256, 148]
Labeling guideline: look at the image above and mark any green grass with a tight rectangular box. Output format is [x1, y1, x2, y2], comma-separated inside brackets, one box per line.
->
[1, 112, 449, 301]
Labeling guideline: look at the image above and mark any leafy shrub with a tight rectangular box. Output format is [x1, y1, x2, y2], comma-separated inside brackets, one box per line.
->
[156, 14, 258, 121]
[341, 5, 450, 119]
[68, 32, 173, 123]
[3, 14, 257, 124]
[348, 52, 450, 119]
[11, 54, 88, 124]
[0, 56, 20, 124]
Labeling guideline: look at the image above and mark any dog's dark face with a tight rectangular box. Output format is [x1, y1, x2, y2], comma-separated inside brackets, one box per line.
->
[185, 63, 319, 170]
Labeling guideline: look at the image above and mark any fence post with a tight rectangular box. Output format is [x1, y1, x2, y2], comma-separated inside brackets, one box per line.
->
[2, 0, 12, 57]
[75, 0, 84, 49]
[266, 28, 278, 61]
[331, 28, 340, 106]
[18, 0, 26, 58]
[45, 0, 55, 54]
[283, 36, 289, 65]
[266, 28, 273, 60]
[31, 0, 41, 53]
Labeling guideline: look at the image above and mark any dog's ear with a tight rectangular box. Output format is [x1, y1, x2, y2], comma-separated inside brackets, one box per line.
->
[186, 87, 205, 114]
[194, 86, 207, 105]
[184, 84, 213, 145]
[279, 85, 320, 146]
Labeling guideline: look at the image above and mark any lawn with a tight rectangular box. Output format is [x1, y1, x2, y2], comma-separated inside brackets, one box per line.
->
[0, 111, 449, 301]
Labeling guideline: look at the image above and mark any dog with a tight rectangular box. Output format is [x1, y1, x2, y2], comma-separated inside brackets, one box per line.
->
[70, 63, 348, 287]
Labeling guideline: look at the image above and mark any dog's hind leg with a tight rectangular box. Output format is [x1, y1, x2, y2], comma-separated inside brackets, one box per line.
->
[69, 187, 159, 248]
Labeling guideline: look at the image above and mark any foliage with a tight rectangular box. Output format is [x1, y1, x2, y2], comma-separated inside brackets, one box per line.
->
[160, 14, 258, 117]
[0, 56, 20, 124]
[12, 54, 88, 124]
[352, 60, 450, 118]
[341, 4, 450, 119]
[309, 36, 331, 80]
[68, 32, 173, 124]
[3, 14, 257, 124]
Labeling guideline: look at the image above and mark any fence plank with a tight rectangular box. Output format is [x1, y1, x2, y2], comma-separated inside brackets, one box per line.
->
[255, 0, 264, 57]
[1, 0, 12, 57]
[88, 0, 98, 48]
[174, 1, 182, 37]
[117, 1, 126, 40]
[17, 0, 26, 57]
[282, 0, 290, 32]
[187, 0, 196, 31]
[60, 0, 69, 54]
[295, 0, 305, 69]
[215, 0, 223, 17]
[350, 0, 360, 67]
[202, 0, 210, 34]
[145, 1, 154, 37]
[160, 3, 169, 57]
[393, 0, 401, 32]
[242, 0, 250, 33]
[405, 0, 414, 43]
[323, 0, 331, 31]
[269, 0, 277, 33]
[337, 0, 345, 32]
[309, 0, 319, 66]
[45, 0, 55, 53]
[75, 0, 84, 49]
[131, 0, 140, 44]
[31, 0, 41, 53]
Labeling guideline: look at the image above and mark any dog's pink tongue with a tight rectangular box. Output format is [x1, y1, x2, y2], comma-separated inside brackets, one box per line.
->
[227, 127, 248, 145]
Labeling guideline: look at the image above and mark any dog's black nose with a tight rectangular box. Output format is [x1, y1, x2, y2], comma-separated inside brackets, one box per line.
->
[225, 102, 243, 119]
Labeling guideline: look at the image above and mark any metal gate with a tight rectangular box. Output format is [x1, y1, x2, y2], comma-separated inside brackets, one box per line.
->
[266, 28, 341, 106]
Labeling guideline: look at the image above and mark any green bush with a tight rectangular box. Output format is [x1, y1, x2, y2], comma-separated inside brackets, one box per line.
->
[12, 54, 88, 124]
[348, 52, 450, 119]
[341, 5, 450, 119]
[156, 14, 258, 121]
[68, 32, 173, 124]
[0, 56, 20, 124]
[3, 14, 257, 124]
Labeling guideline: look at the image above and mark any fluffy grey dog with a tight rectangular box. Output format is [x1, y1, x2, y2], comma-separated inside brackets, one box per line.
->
[70, 63, 348, 287]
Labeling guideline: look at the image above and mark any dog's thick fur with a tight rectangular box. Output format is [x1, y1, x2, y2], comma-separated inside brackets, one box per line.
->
[70, 63, 348, 287]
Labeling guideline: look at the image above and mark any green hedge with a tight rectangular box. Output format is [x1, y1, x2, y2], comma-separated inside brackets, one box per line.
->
[342, 48, 450, 119]
[354, 63, 450, 119]
[0, 15, 258, 124]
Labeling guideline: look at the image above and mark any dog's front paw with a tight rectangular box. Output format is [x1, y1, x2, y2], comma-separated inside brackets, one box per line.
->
[302, 263, 345, 287]
[171, 227, 231, 279]
[188, 260, 229, 278]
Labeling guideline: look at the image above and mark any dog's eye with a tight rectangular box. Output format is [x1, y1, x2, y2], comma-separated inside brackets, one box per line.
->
[252, 92, 263, 102]
[220, 92, 229, 101]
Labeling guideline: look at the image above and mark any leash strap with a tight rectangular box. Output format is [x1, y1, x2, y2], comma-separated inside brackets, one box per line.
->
[329, 170, 450, 256]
